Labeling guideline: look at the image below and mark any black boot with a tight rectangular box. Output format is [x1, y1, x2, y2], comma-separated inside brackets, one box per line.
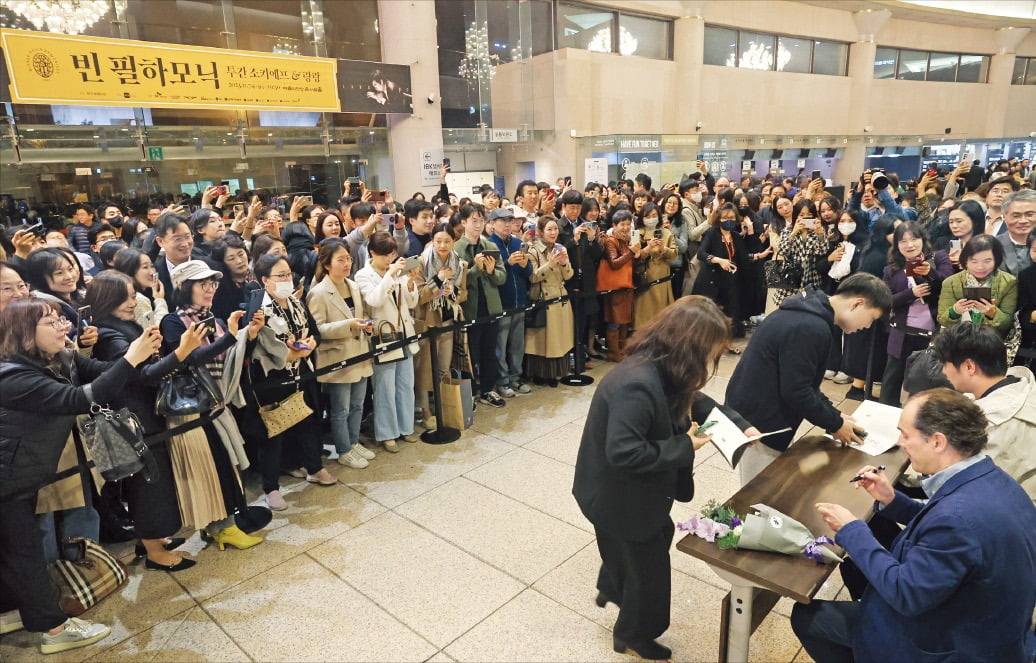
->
[613, 637, 672, 660]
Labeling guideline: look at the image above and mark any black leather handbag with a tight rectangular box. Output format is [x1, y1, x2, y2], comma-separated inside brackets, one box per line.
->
[80, 404, 157, 482]
[155, 364, 223, 416]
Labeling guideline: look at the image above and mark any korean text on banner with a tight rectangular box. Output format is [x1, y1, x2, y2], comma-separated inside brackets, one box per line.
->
[0, 28, 340, 112]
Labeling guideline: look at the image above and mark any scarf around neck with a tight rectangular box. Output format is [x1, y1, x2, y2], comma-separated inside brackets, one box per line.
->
[177, 304, 227, 380]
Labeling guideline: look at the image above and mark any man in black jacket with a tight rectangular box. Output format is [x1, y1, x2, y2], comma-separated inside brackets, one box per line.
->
[726, 273, 891, 484]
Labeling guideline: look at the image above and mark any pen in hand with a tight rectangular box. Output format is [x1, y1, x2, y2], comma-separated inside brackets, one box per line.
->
[849, 465, 885, 483]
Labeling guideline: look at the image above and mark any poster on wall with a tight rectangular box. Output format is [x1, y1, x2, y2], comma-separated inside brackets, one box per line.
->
[338, 60, 412, 114]
[584, 158, 607, 186]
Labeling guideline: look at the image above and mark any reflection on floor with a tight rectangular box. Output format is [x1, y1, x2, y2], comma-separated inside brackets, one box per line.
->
[2, 349, 867, 662]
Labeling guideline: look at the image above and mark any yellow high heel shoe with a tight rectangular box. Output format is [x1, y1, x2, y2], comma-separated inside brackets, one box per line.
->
[211, 525, 263, 551]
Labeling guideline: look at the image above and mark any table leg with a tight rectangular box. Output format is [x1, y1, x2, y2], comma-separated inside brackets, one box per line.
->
[726, 583, 754, 663]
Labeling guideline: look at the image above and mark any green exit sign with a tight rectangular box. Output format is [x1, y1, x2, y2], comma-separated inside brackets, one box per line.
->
[147, 147, 164, 161]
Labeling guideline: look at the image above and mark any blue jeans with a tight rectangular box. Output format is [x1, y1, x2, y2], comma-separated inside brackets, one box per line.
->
[790, 600, 859, 663]
[372, 357, 415, 442]
[496, 313, 525, 390]
[325, 379, 368, 453]
[37, 505, 100, 565]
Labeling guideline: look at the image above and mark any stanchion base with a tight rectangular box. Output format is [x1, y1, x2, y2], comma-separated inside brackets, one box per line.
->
[420, 427, 462, 445]
[560, 374, 594, 387]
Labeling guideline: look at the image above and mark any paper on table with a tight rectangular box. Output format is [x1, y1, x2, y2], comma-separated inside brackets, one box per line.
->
[848, 400, 902, 455]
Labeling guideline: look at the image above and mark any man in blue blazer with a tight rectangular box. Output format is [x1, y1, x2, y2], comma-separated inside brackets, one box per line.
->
[791, 388, 1036, 663]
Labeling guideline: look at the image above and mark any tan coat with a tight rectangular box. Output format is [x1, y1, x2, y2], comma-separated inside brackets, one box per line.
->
[526, 240, 575, 358]
[634, 227, 676, 328]
[35, 431, 101, 514]
[306, 275, 374, 384]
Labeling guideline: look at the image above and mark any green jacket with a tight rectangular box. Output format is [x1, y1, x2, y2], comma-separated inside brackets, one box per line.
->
[455, 235, 507, 320]
[937, 269, 1018, 337]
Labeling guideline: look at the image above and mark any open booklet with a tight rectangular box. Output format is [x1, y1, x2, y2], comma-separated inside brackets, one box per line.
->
[846, 400, 902, 456]
[701, 407, 792, 468]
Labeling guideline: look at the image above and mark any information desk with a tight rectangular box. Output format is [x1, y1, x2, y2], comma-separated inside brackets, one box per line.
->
[675, 435, 908, 663]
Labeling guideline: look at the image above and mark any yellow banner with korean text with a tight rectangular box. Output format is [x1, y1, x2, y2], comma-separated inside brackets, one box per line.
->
[0, 28, 340, 112]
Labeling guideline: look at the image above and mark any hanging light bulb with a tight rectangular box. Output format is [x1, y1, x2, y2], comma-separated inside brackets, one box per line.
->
[5, 0, 122, 35]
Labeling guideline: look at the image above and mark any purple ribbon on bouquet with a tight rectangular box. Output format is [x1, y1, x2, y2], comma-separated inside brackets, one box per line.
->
[677, 514, 731, 543]
[804, 536, 835, 563]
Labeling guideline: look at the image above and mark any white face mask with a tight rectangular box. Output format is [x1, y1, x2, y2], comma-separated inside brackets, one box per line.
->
[838, 222, 857, 236]
[273, 281, 294, 299]
[690, 192, 703, 204]
[642, 217, 659, 228]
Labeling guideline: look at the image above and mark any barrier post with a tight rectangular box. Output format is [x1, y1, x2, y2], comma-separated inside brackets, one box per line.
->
[560, 291, 594, 387]
[421, 326, 461, 445]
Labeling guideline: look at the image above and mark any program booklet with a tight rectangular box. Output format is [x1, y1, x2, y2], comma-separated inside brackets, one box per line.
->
[702, 407, 792, 468]
[848, 400, 902, 456]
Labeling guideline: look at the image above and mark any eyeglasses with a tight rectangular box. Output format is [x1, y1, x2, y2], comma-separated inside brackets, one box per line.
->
[38, 316, 71, 330]
[269, 272, 294, 280]
[197, 279, 220, 290]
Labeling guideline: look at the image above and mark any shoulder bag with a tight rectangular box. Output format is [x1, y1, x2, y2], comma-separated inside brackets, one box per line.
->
[258, 367, 313, 438]
[79, 403, 158, 482]
[370, 286, 409, 364]
[155, 363, 223, 416]
[49, 537, 127, 617]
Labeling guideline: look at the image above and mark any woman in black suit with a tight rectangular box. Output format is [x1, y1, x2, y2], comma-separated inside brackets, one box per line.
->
[573, 296, 759, 660]
[692, 203, 748, 347]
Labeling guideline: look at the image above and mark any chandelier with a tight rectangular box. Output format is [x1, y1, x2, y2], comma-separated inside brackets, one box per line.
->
[458, 21, 499, 81]
[4, 0, 122, 35]
[587, 25, 640, 56]
[728, 41, 793, 71]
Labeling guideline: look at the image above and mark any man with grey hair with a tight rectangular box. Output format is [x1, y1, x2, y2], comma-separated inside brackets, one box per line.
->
[791, 388, 1036, 663]
[999, 189, 1036, 275]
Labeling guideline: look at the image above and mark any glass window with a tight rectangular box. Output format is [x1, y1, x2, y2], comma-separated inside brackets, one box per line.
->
[1025, 58, 1036, 85]
[1012, 57, 1028, 85]
[703, 26, 737, 66]
[557, 3, 614, 53]
[812, 40, 847, 75]
[738, 31, 775, 71]
[233, 0, 312, 56]
[874, 47, 898, 79]
[128, 0, 227, 49]
[530, 0, 554, 56]
[322, 0, 381, 62]
[957, 54, 989, 83]
[927, 52, 958, 82]
[897, 49, 927, 80]
[618, 14, 669, 59]
[777, 36, 811, 73]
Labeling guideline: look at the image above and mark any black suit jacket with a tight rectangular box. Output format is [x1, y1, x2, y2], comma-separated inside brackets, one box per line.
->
[573, 358, 749, 541]
[155, 258, 175, 304]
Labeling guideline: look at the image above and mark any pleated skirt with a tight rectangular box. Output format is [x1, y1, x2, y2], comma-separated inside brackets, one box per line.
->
[167, 414, 242, 530]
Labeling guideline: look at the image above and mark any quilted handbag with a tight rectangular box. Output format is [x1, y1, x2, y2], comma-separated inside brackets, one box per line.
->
[258, 389, 313, 438]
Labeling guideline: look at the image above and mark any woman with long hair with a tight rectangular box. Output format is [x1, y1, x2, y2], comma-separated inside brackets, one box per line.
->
[941, 200, 984, 270]
[314, 211, 344, 245]
[85, 271, 206, 570]
[879, 222, 954, 405]
[658, 192, 688, 299]
[772, 199, 828, 306]
[113, 247, 169, 328]
[306, 239, 376, 469]
[23, 248, 97, 350]
[693, 203, 748, 347]
[735, 191, 770, 324]
[573, 296, 760, 661]
[0, 296, 160, 654]
[597, 210, 638, 362]
[526, 215, 575, 386]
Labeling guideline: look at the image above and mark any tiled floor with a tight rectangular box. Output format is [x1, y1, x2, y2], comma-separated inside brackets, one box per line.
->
[1, 351, 864, 662]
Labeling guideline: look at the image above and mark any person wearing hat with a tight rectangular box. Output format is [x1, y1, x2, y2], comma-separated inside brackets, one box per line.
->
[160, 260, 266, 552]
[488, 207, 533, 397]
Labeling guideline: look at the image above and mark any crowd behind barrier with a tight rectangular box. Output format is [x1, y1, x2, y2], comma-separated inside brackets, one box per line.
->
[1, 155, 1035, 658]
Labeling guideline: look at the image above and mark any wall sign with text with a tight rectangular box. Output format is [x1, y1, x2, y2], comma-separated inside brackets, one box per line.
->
[0, 28, 339, 112]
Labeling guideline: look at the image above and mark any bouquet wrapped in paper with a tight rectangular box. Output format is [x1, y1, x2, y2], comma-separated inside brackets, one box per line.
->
[679, 501, 841, 564]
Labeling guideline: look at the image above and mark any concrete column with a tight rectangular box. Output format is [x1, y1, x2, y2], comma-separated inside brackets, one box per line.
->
[672, 11, 705, 134]
[834, 10, 890, 187]
[985, 28, 1030, 138]
[379, 0, 444, 196]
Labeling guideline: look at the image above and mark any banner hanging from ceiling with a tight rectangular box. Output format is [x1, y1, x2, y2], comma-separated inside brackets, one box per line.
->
[0, 28, 340, 112]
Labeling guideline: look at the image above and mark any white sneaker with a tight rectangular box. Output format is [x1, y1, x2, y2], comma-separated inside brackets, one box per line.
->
[336, 448, 369, 469]
[832, 372, 852, 384]
[352, 445, 376, 460]
[41, 618, 110, 655]
[824, 370, 836, 380]
[1, 609, 23, 635]
[498, 385, 516, 398]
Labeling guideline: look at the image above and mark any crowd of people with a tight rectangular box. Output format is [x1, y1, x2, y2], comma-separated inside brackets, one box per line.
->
[1, 154, 1035, 657]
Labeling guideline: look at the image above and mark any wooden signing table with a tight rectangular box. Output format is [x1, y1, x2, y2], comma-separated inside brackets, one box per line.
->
[676, 435, 908, 663]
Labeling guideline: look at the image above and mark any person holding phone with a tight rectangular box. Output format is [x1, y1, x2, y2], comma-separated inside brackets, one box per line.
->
[455, 204, 508, 407]
[306, 239, 376, 470]
[772, 200, 829, 307]
[22, 247, 97, 351]
[526, 215, 575, 387]
[355, 232, 423, 451]
[693, 203, 748, 350]
[880, 222, 954, 406]
[112, 247, 170, 331]
[937, 234, 1018, 339]
[162, 260, 265, 550]
[632, 203, 677, 331]
[415, 223, 467, 423]
[244, 254, 330, 509]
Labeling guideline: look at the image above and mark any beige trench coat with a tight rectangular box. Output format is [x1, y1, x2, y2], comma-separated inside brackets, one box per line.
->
[526, 240, 575, 358]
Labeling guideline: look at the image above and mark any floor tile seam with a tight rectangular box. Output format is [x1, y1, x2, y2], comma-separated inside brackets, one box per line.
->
[458, 466, 595, 534]
[526, 537, 602, 587]
[190, 547, 318, 607]
[190, 598, 258, 662]
[77, 602, 198, 662]
[389, 502, 543, 588]
[519, 440, 577, 467]
[302, 550, 443, 653]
